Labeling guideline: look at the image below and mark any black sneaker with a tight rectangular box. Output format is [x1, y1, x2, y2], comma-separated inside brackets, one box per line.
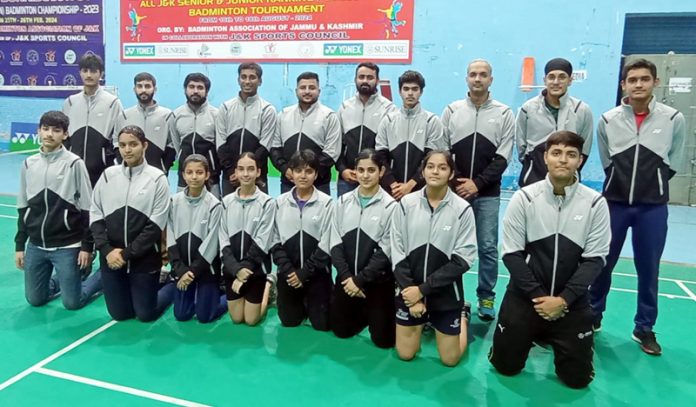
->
[632, 330, 662, 356]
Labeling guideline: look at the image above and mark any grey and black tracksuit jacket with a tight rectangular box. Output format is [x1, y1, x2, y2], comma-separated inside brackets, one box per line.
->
[219, 188, 276, 280]
[515, 91, 593, 186]
[15, 147, 93, 251]
[336, 93, 396, 174]
[330, 187, 396, 288]
[90, 162, 170, 273]
[167, 188, 222, 283]
[442, 96, 515, 197]
[172, 102, 220, 186]
[62, 88, 124, 186]
[391, 189, 478, 311]
[502, 176, 611, 308]
[115, 102, 176, 174]
[270, 102, 341, 188]
[376, 104, 446, 190]
[272, 188, 334, 283]
[216, 94, 277, 184]
[597, 96, 686, 205]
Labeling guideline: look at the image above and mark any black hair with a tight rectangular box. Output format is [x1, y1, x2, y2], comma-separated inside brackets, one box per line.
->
[134, 72, 156, 86]
[398, 70, 425, 90]
[545, 131, 584, 153]
[296, 71, 320, 84]
[118, 125, 147, 144]
[183, 153, 210, 173]
[39, 110, 69, 132]
[622, 58, 657, 81]
[421, 150, 455, 175]
[355, 62, 380, 79]
[288, 149, 319, 172]
[354, 148, 386, 169]
[238, 62, 263, 79]
[78, 53, 104, 72]
[183, 72, 211, 91]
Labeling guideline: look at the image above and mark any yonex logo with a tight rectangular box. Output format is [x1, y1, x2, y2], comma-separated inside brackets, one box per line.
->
[573, 215, 583, 221]
[652, 129, 662, 134]
[252, 217, 260, 222]
[311, 215, 320, 221]
[488, 118, 496, 123]
[370, 216, 380, 222]
[498, 323, 505, 333]
[200, 219, 208, 224]
[443, 225, 452, 231]
[396, 309, 410, 320]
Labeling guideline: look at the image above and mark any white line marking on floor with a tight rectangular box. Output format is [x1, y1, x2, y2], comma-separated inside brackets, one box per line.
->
[675, 281, 696, 302]
[0, 203, 16, 208]
[468, 272, 694, 300]
[0, 320, 117, 391]
[614, 271, 696, 285]
[35, 368, 211, 407]
[0, 214, 17, 219]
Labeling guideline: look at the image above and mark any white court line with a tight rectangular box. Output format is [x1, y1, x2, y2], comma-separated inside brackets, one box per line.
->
[35, 368, 211, 407]
[0, 320, 117, 391]
[0, 203, 16, 208]
[614, 271, 696, 285]
[675, 281, 696, 301]
[469, 271, 695, 301]
[0, 214, 17, 219]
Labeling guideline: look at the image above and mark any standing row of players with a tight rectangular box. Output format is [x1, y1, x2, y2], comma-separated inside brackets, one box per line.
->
[15, 54, 685, 381]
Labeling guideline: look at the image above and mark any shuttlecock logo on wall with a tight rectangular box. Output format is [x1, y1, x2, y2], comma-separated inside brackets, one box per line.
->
[198, 44, 211, 57]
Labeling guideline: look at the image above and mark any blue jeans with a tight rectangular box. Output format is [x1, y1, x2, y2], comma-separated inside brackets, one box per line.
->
[590, 202, 667, 331]
[174, 281, 227, 323]
[337, 178, 358, 197]
[23, 242, 102, 310]
[472, 196, 500, 300]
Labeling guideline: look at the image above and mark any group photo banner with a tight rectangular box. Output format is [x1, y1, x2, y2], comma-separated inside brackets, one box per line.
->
[120, 0, 413, 63]
[0, 0, 104, 98]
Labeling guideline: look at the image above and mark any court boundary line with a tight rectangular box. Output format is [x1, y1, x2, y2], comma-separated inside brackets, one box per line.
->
[0, 320, 117, 391]
[35, 367, 211, 407]
[675, 281, 696, 301]
[469, 271, 696, 301]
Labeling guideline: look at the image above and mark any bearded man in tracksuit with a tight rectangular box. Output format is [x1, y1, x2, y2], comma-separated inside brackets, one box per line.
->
[515, 58, 593, 187]
[441, 59, 515, 321]
[590, 58, 686, 356]
[490, 131, 611, 389]
[270, 71, 341, 195]
[115, 72, 177, 174]
[172, 73, 220, 196]
[335, 62, 396, 196]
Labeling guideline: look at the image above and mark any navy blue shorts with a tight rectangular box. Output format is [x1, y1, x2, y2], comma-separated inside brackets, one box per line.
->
[395, 295, 462, 335]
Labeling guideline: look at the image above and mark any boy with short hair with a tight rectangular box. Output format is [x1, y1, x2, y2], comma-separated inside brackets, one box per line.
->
[15, 110, 102, 309]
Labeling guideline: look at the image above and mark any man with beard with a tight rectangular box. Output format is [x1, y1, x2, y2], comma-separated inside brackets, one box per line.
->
[172, 73, 221, 196]
[62, 53, 124, 187]
[515, 58, 593, 187]
[216, 62, 277, 195]
[335, 62, 396, 196]
[115, 72, 176, 174]
[441, 59, 515, 321]
[270, 71, 341, 195]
